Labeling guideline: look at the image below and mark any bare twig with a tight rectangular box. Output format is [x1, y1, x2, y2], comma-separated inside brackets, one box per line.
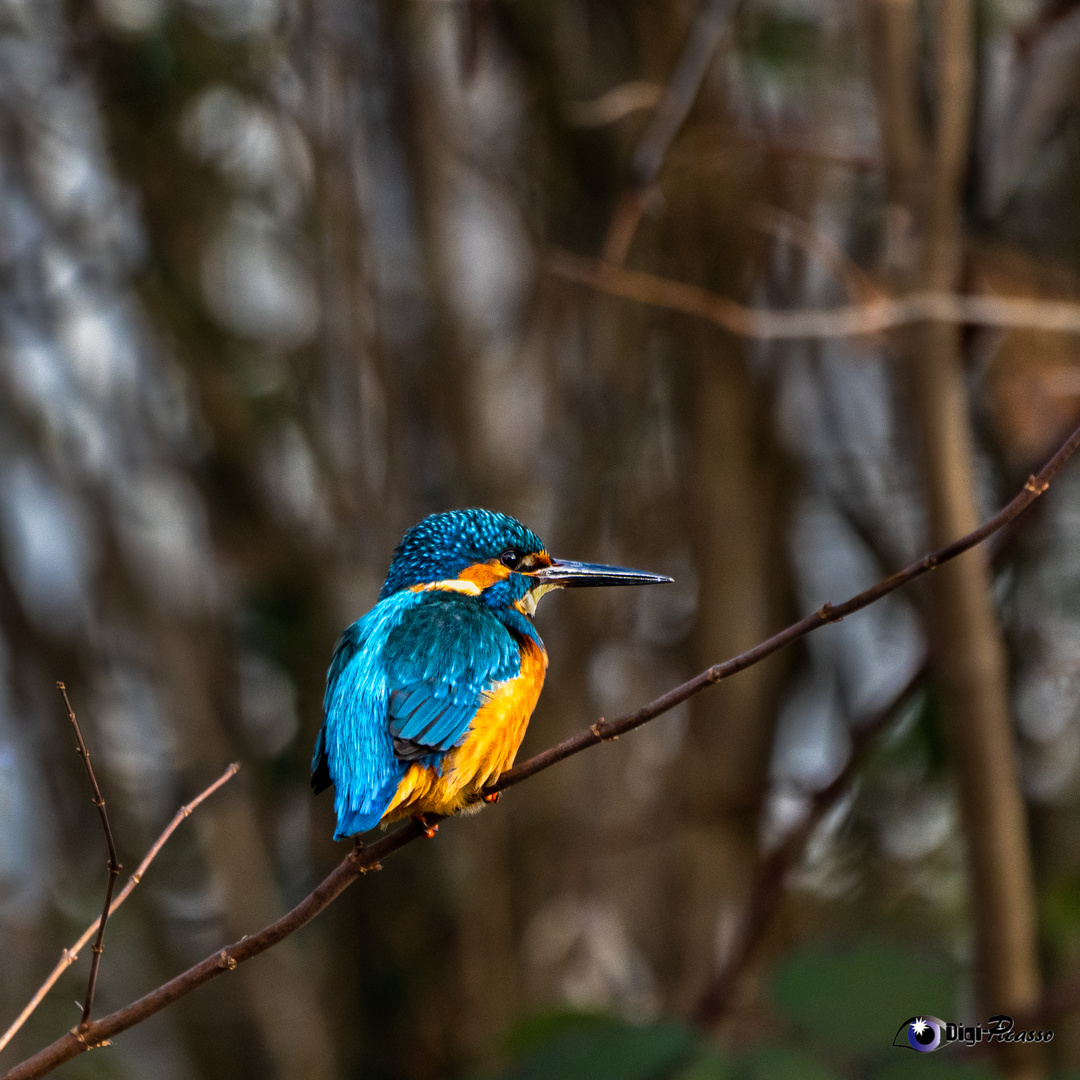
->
[6, 419, 1080, 1080]
[56, 684, 119, 1031]
[0, 763, 240, 1056]
[601, 0, 738, 265]
[549, 249, 1080, 339]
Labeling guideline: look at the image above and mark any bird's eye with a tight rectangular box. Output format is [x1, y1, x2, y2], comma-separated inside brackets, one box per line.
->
[500, 549, 522, 570]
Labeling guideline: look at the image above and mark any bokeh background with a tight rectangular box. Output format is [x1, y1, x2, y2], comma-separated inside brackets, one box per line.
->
[3, 0, 1080, 1077]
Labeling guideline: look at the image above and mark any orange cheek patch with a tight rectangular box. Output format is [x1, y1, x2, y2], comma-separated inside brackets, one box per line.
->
[458, 560, 511, 589]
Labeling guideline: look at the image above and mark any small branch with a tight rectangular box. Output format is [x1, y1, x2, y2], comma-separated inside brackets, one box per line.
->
[56, 685, 119, 1031]
[747, 203, 885, 304]
[601, 0, 738, 265]
[689, 480, 1030, 1025]
[693, 664, 926, 1026]
[7, 420, 1080, 1080]
[564, 81, 664, 128]
[548, 250, 1080, 339]
[1, 827, 420, 1080]
[0, 763, 239, 1056]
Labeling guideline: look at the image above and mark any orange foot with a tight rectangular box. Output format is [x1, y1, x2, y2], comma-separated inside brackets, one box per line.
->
[413, 813, 439, 838]
[482, 791, 499, 804]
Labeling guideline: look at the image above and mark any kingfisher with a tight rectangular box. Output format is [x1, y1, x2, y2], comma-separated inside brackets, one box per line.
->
[311, 509, 671, 839]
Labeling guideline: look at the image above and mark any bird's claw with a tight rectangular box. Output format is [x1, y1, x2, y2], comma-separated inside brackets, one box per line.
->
[413, 813, 438, 838]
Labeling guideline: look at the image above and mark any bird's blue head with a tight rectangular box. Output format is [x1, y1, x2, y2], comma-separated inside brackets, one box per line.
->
[379, 508, 672, 614]
[379, 509, 546, 603]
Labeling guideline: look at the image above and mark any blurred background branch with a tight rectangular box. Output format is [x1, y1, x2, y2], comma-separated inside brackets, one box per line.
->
[549, 251, 1080, 338]
[601, 0, 739, 265]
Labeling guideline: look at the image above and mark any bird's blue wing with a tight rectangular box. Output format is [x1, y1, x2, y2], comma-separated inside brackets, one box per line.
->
[314, 593, 421, 838]
[384, 593, 521, 760]
[311, 620, 369, 795]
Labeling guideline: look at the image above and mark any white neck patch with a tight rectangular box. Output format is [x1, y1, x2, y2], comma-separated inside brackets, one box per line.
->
[414, 579, 483, 596]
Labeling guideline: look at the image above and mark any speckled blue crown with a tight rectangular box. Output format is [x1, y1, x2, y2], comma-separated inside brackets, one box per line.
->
[379, 509, 545, 598]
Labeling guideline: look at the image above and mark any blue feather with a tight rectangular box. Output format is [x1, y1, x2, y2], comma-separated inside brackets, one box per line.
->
[379, 509, 544, 598]
[416, 703, 467, 748]
[318, 590, 423, 839]
[314, 588, 525, 839]
[385, 593, 520, 754]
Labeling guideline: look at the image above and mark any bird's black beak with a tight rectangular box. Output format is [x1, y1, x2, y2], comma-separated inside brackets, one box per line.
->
[532, 559, 673, 588]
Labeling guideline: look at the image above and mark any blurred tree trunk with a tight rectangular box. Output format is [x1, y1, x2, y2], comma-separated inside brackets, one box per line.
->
[648, 149, 791, 1013]
[865, 1, 1043, 1075]
[673, 334, 789, 1013]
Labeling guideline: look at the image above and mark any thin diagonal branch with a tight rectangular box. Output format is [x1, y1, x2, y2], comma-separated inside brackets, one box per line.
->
[0, 763, 240, 1056]
[689, 499, 1026, 1027]
[56, 684, 120, 1031]
[549, 250, 1080, 339]
[693, 663, 927, 1026]
[6, 419, 1080, 1080]
[491, 423, 1080, 789]
[601, 0, 738, 265]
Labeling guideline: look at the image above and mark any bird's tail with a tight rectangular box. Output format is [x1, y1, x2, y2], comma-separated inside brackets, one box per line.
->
[310, 725, 332, 794]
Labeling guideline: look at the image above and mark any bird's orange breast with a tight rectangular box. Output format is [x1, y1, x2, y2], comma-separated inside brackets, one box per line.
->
[383, 637, 548, 821]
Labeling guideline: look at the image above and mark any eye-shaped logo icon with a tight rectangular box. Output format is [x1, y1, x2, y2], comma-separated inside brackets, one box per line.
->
[892, 1016, 945, 1052]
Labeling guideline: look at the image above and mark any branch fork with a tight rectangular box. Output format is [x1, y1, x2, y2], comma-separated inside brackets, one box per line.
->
[56, 683, 120, 1032]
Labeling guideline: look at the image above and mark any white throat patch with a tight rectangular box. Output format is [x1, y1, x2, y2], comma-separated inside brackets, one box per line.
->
[517, 582, 559, 616]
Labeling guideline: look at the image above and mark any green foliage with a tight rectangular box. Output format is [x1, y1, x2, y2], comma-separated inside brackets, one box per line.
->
[737, 1045, 840, 1080]
[1040, 873, 1080, 956]
[869, 1057, 995, 1080]
[488, 940, 973, 1080]
[738, 13, 820, 71]
[672, 1049, 730, 1080]
[770, 938, 957, 1054]
[495, 1012, 701, 1080]
[865, 687, 948, 781]
[485, 1009, 854, 1080]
